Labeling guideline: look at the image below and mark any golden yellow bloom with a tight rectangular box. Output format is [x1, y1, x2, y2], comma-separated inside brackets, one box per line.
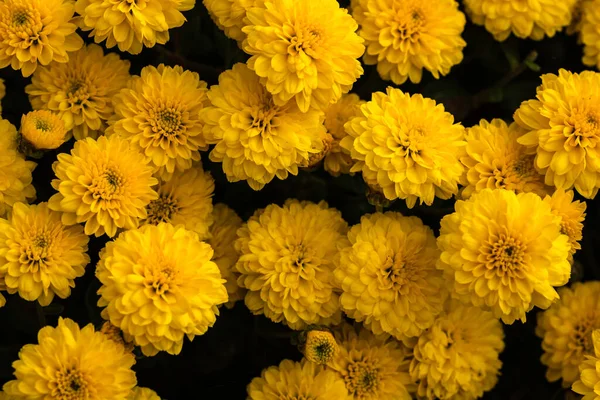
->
[438, 188, 571, 324]
[101, 321, 134, 353]
[128, 387, 161, 400]
[464, 0, 577, 41]
[544, 189, 586, 263]
[242, 0, 364, 112]
[97, 223, 228, 357]
[108, 64, 209, 181]
[236, 200, 347, 330]
[342, 88, 465, 208]
[0, 0, 83, 77]
[20, 110, 67, 151]
[207, 203, 245, 308]
[302, 329, 338, 365]
[353, 0, 465, 85]
[579, 0, 600, 69]
[143, 166, 214, 240]
[536, 282, 600, 387]
[515, 69, 600, 198]
[75, 0, 195, 55]
[203, 0, 262, 42]
[323, 93, 364, 177]
[0, 79, 5, 114]
[3, 317, 136, 399]
[410, 300, 504, 400]
[335, 212, 444, 341]
[0, 119, 36, 219]
[201, 63, 327, 190]
[461, 118, 550, 199]
[573, 329, 600, 399]
[248, 359, 350, 399]
[48, 135, 158, 238]
[26, 44, 131, 140]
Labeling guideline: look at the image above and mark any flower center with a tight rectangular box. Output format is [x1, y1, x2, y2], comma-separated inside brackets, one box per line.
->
[89, 167, 124, 201]
[146, 195, 178, 224]
[21, 232, 53, 270]
[379, 253, 417, 291]
[566, 108, 600, 147]
[250, 98, 279, 136]
[53, 367, 89, 399]
[35, 118, 51, 132]
[487, 234, 526, 273]
[144, 256, 179, 296]
[572, 314, 600, 354]
[511, 155, 537, 178]
[12, 10, 28, 26]
[393, 8, 424, 43]
[345, 360, 379, 397]
[287, 24, 323, 56]
[305, 332, 337, 364]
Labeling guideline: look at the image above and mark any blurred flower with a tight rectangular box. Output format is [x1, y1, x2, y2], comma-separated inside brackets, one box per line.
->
[536, 281, 600, 387]
[207, 204, 245, 308]
[461, 118, 550, 199]
[26, 44, 131, 140]
[515, 69, 600, 198]
[236, 200, 347, 330]
[203, 0, 262, 42]
[97, 223, 228, 356]
[0, 0, 83, 77]
[410, 300, 504, 400]
[580, 0, 600, 69]
[438, 189, 571, 324]
[48, 135, 158, 238]
[201, 63, 326, 190]
[74, 0, 194, 55]
[335, 212, 444, 340]
[100, 321, 134, 353]
[128, 387, 161, 400]
[0, 79, 5, 114]
[464, 0, 577, 41]
[19, 110, 67, 152]
[3, 317, 136, 398]
[108, 64, 209, 181]
[0, 392, 15, 399]
[248, 359, 350, 399]
[342, 88, 465, 208]
[544, 189, 586, 263]
[302, 329, 338, 365]
[353, 0, 466, 85]
[572, 329, 600, 399]
[242, 0, 364, 112]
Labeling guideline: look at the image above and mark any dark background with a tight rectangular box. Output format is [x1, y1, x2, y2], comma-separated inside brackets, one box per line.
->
[0, 1, 597, 398]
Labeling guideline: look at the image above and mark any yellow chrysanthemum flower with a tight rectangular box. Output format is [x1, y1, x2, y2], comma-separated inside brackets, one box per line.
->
[235, 200, 347, 330]
[302, 329, 338, 365]
[544, 189, 586, 263]
[0, 78, 5, 114]
[579, 0, 600, 69]
[143, 166, 214, 240]
[20, 110, 67, 151]
[100, 321, 134, 353]
[26, 44, 131, 140]
[242, 0, 364, 112]
[203, 0, 262, 42]
[128, 387, 161, 400]
[335, 212, 444, 341]
[3, 317, 136, 399]
[0, 119, 36, 219]
[342, 87, 465, 208]
[438, 188, 571, 324]
[108, 64, 209, 181]
[201, 63, 327, 190]
[464, 0, 577, 41]
[48, 135, 158, 238]
[0, 202, 89, 306]
[75, 0, 195, 55]
[573, 329, 600, 399]
[461, 118, 550, 199]
[207, 203, 245, 308]
[353, 0, 466, 85]
[536, 281, 600, 387]
[515, 69, 600, 198]
[410, 300, 505, 400]
[97, 223, 228, 356]
[248, 359, 350, 400]
[0, 0, 83, 77]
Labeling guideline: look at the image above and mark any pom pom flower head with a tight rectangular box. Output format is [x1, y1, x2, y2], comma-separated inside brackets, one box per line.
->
[235, 200, 347, 330]
[19, 110, 67, 154]
[342, 87, 466, 208]
[242, 0, 364, 112]
[299, 328, 338, 365]
[579, 0, 600, 69]
[437, 188, 571, 324]
[26, 44, 131, 140]
[3, 317, 136, 399]
[572, 329, 600, 399]
[544, 189, 586, 263]
[352, 0, 466, 85]
[97, 223, 228, 356]
[515, 69, 600, 199]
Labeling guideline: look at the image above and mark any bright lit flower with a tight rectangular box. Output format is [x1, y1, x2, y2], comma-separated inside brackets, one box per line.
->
[100, 321, 134, 353]
[248, 359, 350, 400]
[235, 200, 347, 330]
[75, 0, 195, 55]
[26, 44, 131, 140]
[335, 212, 444, 341]
[464, 0, 577, 41]
[544, 189, 586, 263]
[461, 118, 550, 199]
[201, 63, 327, 190]
[353, 0, 466, 85]
[536, 281, 600, 386]
[20, 110, 67, 151]
[143, 165, 214, 240]
[302, 329, 338, 365]
[97, 223, 228, 356]
[3, 317, 136, 399]
[515, 69, 600, 198]
[438, 188, 571, 324]
[203, 0, 262, 42]
[0, 0, 83, 77]
[48, 135, 158, 238]
[242, 0, 364, 112]
[108, 64, 209, 181]
[572, 329, 600, 399]
[410, 300, 505, 400]
[342, 87, 465, 208]
[128, 387, 161, 400]
[579, 0, 600, 69]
